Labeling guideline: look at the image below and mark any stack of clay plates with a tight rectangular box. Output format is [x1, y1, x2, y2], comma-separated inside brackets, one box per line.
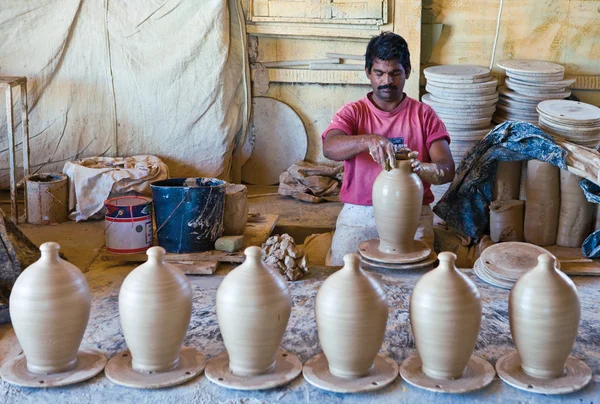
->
[473, 242, 559, 289]
[494, 59, 574, 125]
[422, 65, 498, 164]
[537, 100, 600, 149]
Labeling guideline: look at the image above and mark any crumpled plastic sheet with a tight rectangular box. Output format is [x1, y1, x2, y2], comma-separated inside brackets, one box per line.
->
[433, 121, 600, 257]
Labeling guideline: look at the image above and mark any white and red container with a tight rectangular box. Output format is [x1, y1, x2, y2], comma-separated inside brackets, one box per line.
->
[104, 196, 153, 254]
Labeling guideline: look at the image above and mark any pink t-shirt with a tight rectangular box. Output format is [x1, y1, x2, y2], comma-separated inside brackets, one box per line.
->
[322, 93, 450, 206]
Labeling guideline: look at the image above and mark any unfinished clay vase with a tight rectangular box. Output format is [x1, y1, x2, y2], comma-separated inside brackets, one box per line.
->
[119, 246, 193, 372]
[489, 200, 524, 242]
[509, 254, 580, 379]
[410, 252, 482, 379]
[372, 156, 423, 254]
[9, 242, 91, 374]
[315, 253, 388, 378]
[223, 184, 248, 236]
[216, 246, 292, 376]
[556, 170, 593, 248]
[493, 161, 521, 201]
[524, 160, 559, 246]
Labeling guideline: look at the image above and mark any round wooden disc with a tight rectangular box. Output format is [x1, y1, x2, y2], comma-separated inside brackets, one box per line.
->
[0, 349, 106, 388]
[242, 97, 308, 186]
[508, 76, 575, 88]
[358, 238, 431, 264]
[496, 351, 592, 395]
[104, 347, 205, 389]
[400, 354, 495, 394]
[205, 350, 301, 391]
[303, 353, 398, 393]
[359, 251, 438, 270]
[425, 78, 498, 90]
[424, 65, 491, 80]
[498, 86, 570, 101]
[429, 93, 499, 106]
[426, 84, 498, 96]
[498, 59, 565, 75]
[479, 242, 558, 282]
[537, 100, 600, 124]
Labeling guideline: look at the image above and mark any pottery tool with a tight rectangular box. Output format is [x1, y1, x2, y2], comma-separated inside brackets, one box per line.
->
[536, 100, 600, 149]
[422, 65, 498, 165]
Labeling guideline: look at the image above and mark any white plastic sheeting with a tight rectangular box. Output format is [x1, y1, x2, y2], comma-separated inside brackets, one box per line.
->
[0, 0, 244, 188]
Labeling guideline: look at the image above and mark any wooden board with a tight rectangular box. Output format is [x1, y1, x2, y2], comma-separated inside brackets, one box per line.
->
[545, 245, 600, 276]
[101, 214, 279, 271]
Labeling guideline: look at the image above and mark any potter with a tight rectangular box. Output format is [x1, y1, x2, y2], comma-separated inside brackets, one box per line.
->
[322, 32, 455, 265]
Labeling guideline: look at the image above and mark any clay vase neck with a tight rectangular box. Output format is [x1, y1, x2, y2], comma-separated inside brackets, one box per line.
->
[509, 254, 580, 379]
[119, 246, 193, 373]
[9, 242, 91, 374]
[410, 252, 482, 379]
[372, 157, 423, 255]
[315, 253, 388, 378]
[216, 246, 292, 376]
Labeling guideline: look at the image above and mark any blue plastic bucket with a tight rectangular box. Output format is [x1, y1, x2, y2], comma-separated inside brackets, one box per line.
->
[104, 196, 153, 254]
[151, 178, 226, 253]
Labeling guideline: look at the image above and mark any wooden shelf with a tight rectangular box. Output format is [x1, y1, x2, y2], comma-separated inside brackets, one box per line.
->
[251, 68, 370, 85]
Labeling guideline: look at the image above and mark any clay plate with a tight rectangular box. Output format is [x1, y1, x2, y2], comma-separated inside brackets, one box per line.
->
[497, 60, 564, 75]
[479, 242, 559, 282]
[0, 349, 106, 388]
[360, 251, 438, 270]
[205, 350, 301, 391]
[400, 354, 495, 394]
[358, 238, 431, 264]
[104, 347, 205, 389]
[303, 353, 398, 393]
[496, 351, 592, 395]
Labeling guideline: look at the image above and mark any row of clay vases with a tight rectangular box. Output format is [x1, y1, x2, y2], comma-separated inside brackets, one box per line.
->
[372, 156, 424, 254]
[10, 242, 91, 374]
[524, 160, 560, 246]
[556, 171, 594, 248]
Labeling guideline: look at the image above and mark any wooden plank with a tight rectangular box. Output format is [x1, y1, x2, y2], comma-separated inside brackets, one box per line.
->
[171, 260, 219, 275]
[5, 85, 17, 224]
[263, 58, 340, 68]
[20, 82, 29, 222]
[393, 0, 421, 99]
[309, 63, 364, 70]
[545, 245, 600, 276]
[325, 52, 364, 60]
[253, 68, 370, 84]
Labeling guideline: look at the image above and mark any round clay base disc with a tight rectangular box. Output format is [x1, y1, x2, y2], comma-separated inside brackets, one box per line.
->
[0, 349, 106, 388]
[105, 347, 205, 389]
[496, 351, 592, 395]
[205, 350, 302, 391]
[400, 354, 495, 394]
[360, 251, 438, 271]
[358, 238, 431, 264]
[303, 353, 398, 393]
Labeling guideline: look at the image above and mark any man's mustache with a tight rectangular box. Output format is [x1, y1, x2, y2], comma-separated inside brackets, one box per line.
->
[378, 85, 397, 90]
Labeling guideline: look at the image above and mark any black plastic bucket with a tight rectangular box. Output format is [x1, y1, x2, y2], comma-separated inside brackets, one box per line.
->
[151, 178, 226, 253]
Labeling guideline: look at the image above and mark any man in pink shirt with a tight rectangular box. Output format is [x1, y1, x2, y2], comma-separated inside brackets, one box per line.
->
[322, 32, 455, 265]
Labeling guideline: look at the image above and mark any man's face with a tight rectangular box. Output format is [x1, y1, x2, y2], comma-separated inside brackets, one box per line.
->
[366, 58, 411, 103]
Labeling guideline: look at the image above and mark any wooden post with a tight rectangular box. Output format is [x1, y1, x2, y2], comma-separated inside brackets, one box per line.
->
[20, 82, 30, 221]
[5, 85, 17, 224]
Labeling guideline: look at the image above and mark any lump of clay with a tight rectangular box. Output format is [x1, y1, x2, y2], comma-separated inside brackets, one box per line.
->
[261, 234, 309, 281]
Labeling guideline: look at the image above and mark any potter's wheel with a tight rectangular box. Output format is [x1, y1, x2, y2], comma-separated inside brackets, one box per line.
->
[358, 238, 431, 264]
[360, 251, 438, 271]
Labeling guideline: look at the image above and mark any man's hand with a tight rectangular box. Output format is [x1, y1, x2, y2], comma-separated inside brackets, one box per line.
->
[399, 148, 449, 185]
[362, 135, 396, 171]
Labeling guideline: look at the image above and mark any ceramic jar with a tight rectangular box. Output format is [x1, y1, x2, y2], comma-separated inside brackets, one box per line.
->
[223, 184, 248, 236]
[493, 161, 521, 201]
[509, 254, 580, 379]
[9, 242, 91, 374]
[372, 156, 424, 254]
[119, 246, 193, 372]
[315, 253, 388, 378]
[489, 200, 525, 242]
[524, 160, 559, 246]
[556, 170, 593, 248]
[216, 246, 292, 376]
[410, 252, 482, 379]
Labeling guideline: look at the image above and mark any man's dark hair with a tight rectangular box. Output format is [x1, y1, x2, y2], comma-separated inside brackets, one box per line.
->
[365, 32, 411, 73]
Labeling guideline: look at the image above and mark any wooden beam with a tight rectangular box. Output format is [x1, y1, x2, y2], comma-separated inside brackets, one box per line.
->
[393, 0, 422, 99]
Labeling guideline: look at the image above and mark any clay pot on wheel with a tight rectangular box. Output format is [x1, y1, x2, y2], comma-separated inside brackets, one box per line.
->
[410, 252, 482, 379]
[119, 246, 193, 372]
[509, 254, 580, 379]
[9, 242, 91, 374]
[372, 156, 424, 254]
[315, 253, 388, 378]
[216, 246, 292, 376]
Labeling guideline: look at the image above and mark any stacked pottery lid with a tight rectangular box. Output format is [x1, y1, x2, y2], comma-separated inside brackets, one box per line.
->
[494, 59, 574, 125]
[473, 242, 559, 289]
[537, 100, 600, 150]
[422, 65, 497, 164]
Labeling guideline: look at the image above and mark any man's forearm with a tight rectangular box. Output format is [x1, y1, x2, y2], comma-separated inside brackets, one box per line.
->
[417, 162, 453, 185]
[323, 133, 370, 161]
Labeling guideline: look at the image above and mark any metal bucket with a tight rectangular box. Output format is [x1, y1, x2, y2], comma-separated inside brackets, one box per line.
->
[104, 196, 153, 254]
[151, 178, 226, 253]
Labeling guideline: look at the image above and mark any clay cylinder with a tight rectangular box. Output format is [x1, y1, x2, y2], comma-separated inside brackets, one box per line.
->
[25, 173, 69, 225]
[509, 254, 580, 379]
[594, 204, 600, 232]
[410, 252, 482, 379]
[223, 184, 248, 236]
[493, 161, 521, 201]
[524, 160, 560, 246]
[372, 157, 424, 254]
[216, 246, 292, 376]
[9, 242, 91, 374]
[119, 247, 193, 372]
[489, 200, 524, 242]
[556, 171, 593, 247]
[315, 253, 388, 378]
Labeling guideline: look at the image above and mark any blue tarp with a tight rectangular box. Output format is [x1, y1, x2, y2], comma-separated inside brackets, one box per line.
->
[433, 121, 600, 258]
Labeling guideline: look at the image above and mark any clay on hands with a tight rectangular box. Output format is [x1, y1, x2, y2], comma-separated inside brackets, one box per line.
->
[362, 135, 395, 171]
